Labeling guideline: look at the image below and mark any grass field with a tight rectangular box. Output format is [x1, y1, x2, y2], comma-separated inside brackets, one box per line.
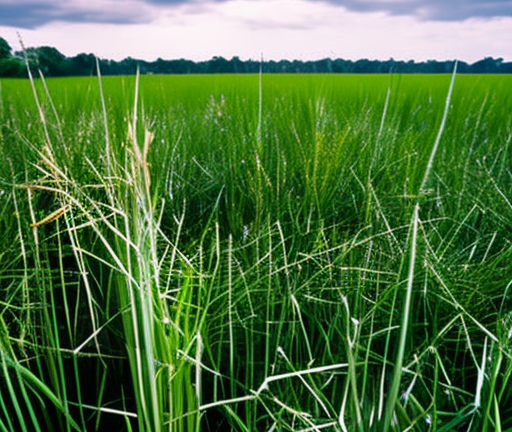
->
[1, 70, 512, 431]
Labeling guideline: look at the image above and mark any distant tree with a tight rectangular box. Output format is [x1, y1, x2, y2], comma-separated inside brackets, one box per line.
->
[23, 46, 68, 76]
[2, 36, 508, 76]
[471, 57, 503, 73]
[117, 57, 138, 75]
[152, 57, 169, 74]
[207, 56, 232, 73]
[97, 59, 115, 75]
[161, 59, 195, 74]
[500, 62, 512, 73]
[315, 58, 333, 73]
[0, 57, 25, 77]
[0, 36, 12, 60]
[455, 61, 469, 74]
[0, 37, 26, 77]
[403, 60, 417, 74]
[354, 59, 371, 73]
[230, 56, 243, 73]
[68, 53, 95, 75]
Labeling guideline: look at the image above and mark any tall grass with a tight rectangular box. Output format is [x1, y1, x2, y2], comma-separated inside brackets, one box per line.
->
[0, 69, 511, 431]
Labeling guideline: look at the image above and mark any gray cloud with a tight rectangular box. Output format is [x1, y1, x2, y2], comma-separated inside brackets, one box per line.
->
[315, 0, 512, 21]
[1, 0, 511, 29]
[0, 3, 48, 28]
[0, 0, 159, 28]
[139, 0, 512, 20]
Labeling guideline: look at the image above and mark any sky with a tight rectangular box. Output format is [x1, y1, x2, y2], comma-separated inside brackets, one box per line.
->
[0, 0, 511, 62]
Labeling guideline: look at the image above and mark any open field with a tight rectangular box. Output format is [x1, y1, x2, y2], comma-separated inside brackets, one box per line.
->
[1, 71, 512, 431]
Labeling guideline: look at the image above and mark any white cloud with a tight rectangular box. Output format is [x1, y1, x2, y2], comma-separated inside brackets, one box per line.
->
[1, 0, 511, 62]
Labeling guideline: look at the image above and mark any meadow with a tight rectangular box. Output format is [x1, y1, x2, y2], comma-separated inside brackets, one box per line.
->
[0, 69, 511, 431]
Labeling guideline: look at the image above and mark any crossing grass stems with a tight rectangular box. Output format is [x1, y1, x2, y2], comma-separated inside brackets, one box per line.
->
[0, 63, 511, 431]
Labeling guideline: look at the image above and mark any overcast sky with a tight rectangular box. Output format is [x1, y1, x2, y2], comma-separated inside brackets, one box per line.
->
[0, 0, 511, 62]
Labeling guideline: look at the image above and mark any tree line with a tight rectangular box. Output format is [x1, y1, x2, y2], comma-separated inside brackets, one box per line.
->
[1, 36, 511, 77]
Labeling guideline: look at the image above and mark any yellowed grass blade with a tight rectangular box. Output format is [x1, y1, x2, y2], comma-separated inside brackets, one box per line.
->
[30, 204, 70, 228]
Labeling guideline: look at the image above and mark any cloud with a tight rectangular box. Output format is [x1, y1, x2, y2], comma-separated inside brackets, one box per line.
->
[316, 0, 512, 21]
[141, 0, 512, 20]
[1, 0, 511, 29]
[0, 0, 158, 28]
[1, 0, 511, 62]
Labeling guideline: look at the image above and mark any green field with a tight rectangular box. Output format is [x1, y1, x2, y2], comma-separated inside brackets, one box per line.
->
[1, 71, 512, 431]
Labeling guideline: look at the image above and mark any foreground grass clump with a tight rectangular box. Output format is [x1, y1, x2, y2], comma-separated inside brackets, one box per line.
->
[0, 70, 512, 431]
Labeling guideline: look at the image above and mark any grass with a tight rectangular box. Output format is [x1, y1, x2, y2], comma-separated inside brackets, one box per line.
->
[0, 69, 512, 431]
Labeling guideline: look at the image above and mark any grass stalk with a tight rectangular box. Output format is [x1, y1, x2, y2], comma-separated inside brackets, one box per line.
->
[419, 61, 457, 193]
[382, 202, 419, 432]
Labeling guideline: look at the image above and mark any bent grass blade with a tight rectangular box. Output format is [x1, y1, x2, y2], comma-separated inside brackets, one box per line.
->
[30, 205, 71, 228]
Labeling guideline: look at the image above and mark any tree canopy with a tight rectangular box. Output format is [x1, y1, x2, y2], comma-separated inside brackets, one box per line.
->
[0, 36, 12, 60]
[0, 36, 511, 78]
